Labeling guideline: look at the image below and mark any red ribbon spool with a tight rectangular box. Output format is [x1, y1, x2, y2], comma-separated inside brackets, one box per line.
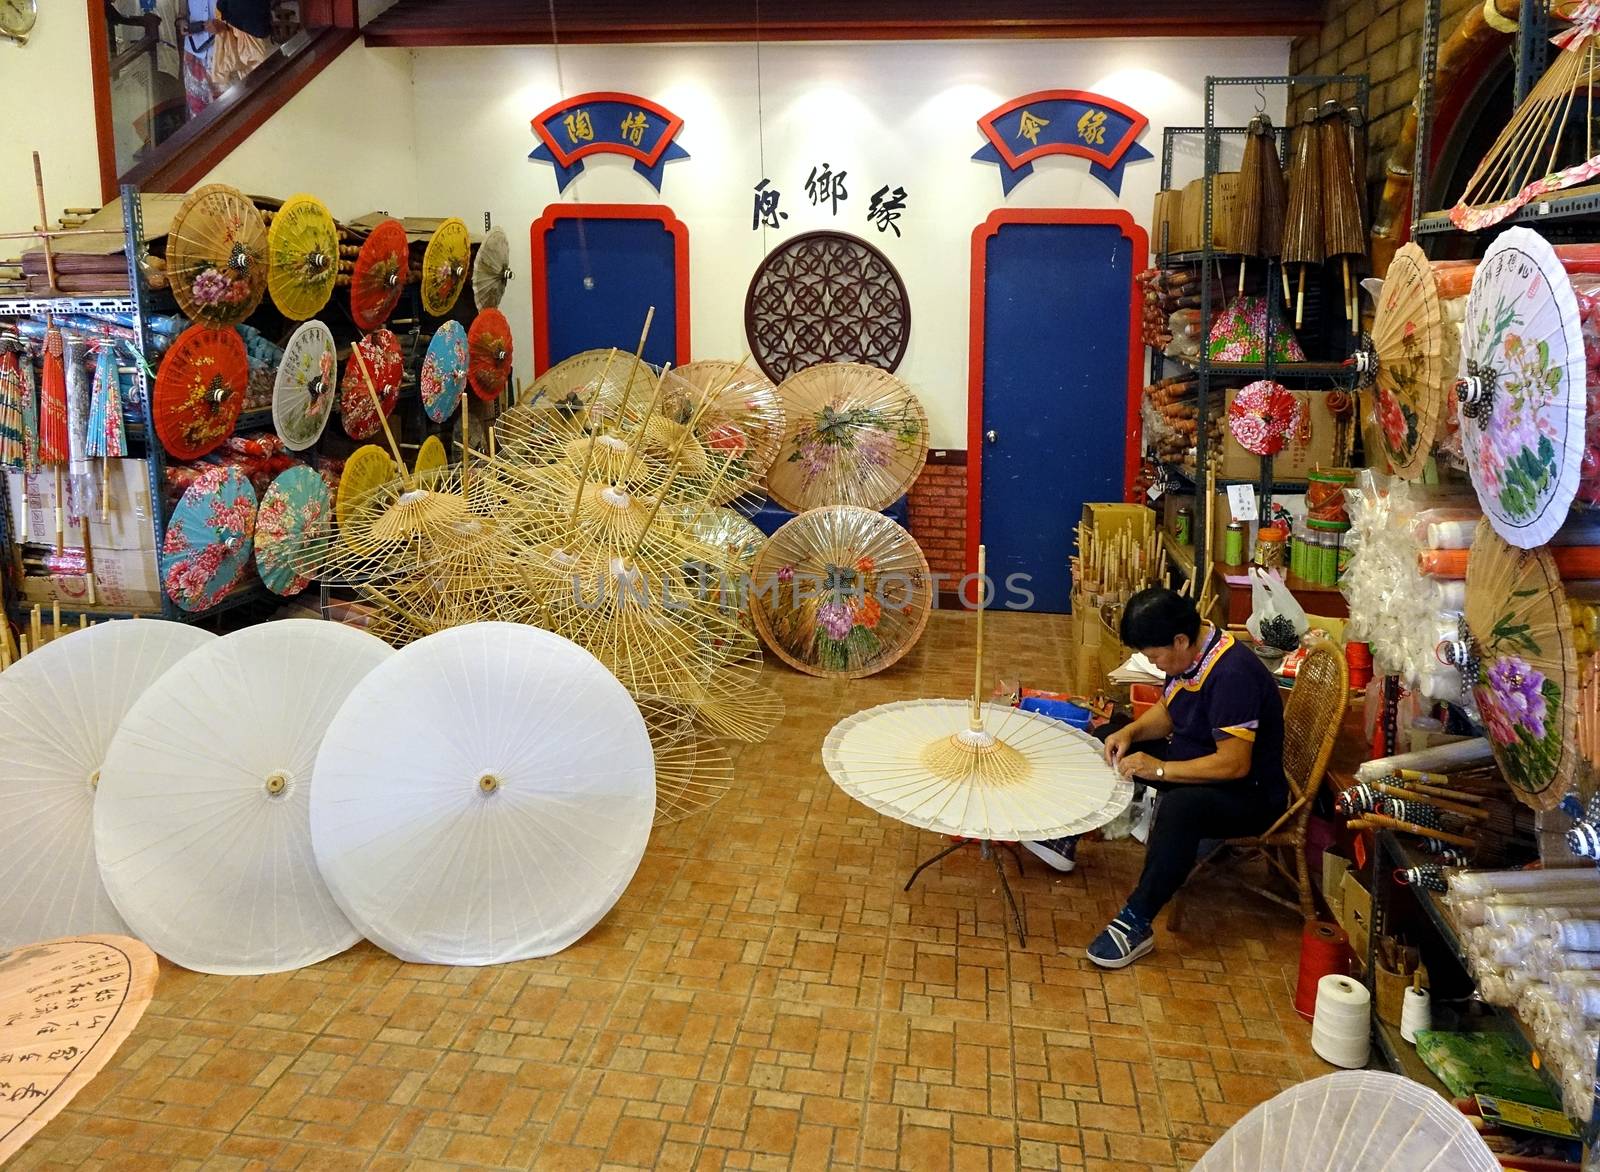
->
[1294, 920, 1352, 1020]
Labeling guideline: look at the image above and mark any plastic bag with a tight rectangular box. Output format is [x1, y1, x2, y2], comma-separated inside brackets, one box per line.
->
[1246, 567, 1308, 647]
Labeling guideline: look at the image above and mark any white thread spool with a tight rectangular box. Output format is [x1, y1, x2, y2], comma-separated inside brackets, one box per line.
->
[1400, 986, 1432, 1043]
[1311, 975, 1372, 1068]
[1426, 520, 1477, 550]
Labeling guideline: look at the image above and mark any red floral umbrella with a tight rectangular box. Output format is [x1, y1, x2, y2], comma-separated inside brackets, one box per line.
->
[467, 308, 513, 401]
[153, 324, 249, 460]
[1227, 379, 1303, 456]
[340, 328, 403, 440]
[349, 219, 409, 331]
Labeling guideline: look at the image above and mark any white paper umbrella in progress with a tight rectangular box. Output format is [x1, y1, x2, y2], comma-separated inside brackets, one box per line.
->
[0, 620, 216, 948]
[94, 620, 393, 974]
[310, 622, 656, 966]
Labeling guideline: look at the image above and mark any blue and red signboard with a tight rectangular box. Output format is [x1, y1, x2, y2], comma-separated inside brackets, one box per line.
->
[972, 90, 1153, 196]
[529, 91, 690, 192]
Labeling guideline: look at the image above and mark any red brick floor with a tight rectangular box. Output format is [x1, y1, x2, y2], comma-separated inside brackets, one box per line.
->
[13, 611, 1329, 1170]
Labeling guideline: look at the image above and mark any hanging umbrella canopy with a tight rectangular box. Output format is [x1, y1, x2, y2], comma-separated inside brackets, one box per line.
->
[335, 444, 402, 536]
[1281, 109, 1325, 267]
[0, 620, 216, 947]
[272, 320, 338, 452]
[160, 464, 257, 612]
[1363, 243, 1446, 478]
[472, 224, 512, 310]
[166, 184, 268, 327]
[1457, 227, 1586, 549]
[1236, 115, 1286, 260]
[1444, 518, 1580, 812]
[153, 324, 248, 460]
[674, 359, 787, 482]
[414, 434, 448, 476]
[750, 505, 932, 678]
[420, 217, 470, 317]
[0, 345, 25, 469]
[82, 344, 127, 460]
[467, 308, 513, 401]
[266, 193, 340, 321]
[38, 321, 68, 467]
[340, 328, 403, 441]
[1227, 379, 1302, 456]
[255, 465, 332, 597]
[310, 622, 656, 965]
[349, 218, 409, 331]
[767, 362, 929, 513]
[421, 320, 468, 423]
[95, 621, 393, 974]
[0, 934, 159, 1163]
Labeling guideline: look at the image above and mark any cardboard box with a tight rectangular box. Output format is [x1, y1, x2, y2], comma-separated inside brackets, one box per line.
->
[1338, 870, 1372, 966]
[20, 546, 162, 612]
[1082, 503, 1155, 545]
[1321, 851, 1352, 921]
[1219, 388, 1340, 482]
[6, 459, 157, 552]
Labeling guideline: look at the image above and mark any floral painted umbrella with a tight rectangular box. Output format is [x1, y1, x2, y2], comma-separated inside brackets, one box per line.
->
[1444, 517, 1579, 811]
[467, 308, 513, 401]
[421, 320, 468, 423]
[153, 324, 248, 460]
[420, 218, 470, 317]
[675, 359, 787, 480]
[768, 362, 928, 513]
[166, 184, 268, 327]
[255, 465, 332, 596]
[1458, 227, 1586, 549]
[750, 505, 932, 679]
[265, 193, 340, 321]
[160, 464, 258, 612]
[1359, 244, 1447, 478]
[272, 321, 338, 451]
[340, 328, 403, 441]
[349, 218, 409, 331]
[1226, 379, 1302, 456]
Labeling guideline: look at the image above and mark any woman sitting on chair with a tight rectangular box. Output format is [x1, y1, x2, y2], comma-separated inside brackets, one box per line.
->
[1029, 587, 1286, 968]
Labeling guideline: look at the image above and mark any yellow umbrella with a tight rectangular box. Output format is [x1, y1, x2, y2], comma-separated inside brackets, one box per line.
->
[420, 218, 470, 316]
[266, 194, 340, 321]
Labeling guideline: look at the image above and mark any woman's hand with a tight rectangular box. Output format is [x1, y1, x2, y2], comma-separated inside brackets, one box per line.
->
[1103, 726, 1134, 767]
[1117, 751, 1160, 781]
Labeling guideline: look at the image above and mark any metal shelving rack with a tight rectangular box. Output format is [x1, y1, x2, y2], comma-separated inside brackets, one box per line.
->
[0, 183, 270, 625]
[1151, 75, 1366, 578]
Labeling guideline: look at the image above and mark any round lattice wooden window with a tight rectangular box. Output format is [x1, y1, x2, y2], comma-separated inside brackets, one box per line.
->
[743, 231, 911, 384]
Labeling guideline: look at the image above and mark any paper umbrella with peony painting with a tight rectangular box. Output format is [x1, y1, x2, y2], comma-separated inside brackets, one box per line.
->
[1226, 379, 1303, 457]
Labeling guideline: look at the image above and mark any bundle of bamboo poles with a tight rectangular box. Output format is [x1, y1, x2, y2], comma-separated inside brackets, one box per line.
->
[0, 601, 95, 673]
[1072, 522, 1165, 608]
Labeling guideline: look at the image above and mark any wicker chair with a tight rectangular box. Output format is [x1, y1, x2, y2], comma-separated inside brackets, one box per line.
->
[1168, 639, 1349, 928]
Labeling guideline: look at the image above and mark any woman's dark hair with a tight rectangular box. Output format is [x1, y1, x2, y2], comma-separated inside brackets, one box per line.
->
[1119, 587, 1201, 649]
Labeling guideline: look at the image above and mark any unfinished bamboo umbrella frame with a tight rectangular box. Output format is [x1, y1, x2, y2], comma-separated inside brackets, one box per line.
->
[822, 546, 1133, 944]
[0, 620, 215, 947]
[94, 621, 394, 974]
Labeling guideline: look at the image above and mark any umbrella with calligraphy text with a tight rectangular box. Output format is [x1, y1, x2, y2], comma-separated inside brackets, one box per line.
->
[0, 934, 158, 1163]
[272, 320, 339, 451]
[0, 620, 215, 948]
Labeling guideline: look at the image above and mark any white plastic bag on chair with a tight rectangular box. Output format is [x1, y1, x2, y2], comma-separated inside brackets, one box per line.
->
[1246, 567, 1309, 645]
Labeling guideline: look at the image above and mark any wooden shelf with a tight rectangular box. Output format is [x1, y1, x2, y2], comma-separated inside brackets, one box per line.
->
[1160, 531, 1195, 580]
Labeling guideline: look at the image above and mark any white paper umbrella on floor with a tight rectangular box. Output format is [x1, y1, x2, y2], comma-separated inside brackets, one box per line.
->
[94, 621, 393, 974]
[1194, 1070, 1498, 1171]
[0, 620, 216, 948]
[310, 622, 656, 966]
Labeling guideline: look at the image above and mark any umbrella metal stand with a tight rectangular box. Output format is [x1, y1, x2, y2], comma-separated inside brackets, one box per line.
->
[904, 836, 1030, 946]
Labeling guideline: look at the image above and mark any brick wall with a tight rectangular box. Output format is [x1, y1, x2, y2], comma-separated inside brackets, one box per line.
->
[907, 458, 967, 581]
[1289, 0, 1476, 194]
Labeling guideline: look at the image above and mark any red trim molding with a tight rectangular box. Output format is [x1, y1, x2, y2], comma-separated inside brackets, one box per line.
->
[965, 208, 1147, 577]
[528, 203, 691, 375]
[114, 27, 358, 193]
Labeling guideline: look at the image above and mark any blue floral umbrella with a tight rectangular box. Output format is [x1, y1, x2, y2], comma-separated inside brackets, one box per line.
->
[160, 465, 257, 612]
[421, 320, 468, 423]
[255, 465, 331, 596]
[1458, 227, 1586, 549]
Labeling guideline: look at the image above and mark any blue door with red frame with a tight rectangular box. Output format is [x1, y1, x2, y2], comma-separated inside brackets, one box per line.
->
[971, 212, 1145, 613]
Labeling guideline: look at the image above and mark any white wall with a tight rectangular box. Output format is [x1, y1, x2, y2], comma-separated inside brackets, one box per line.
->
[409, 38, 1291, 446]
[0, 3, 103, 231]
[200, 44, 418, 219]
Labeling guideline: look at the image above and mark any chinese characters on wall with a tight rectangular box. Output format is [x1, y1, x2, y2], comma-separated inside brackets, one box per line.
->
[752, 164, 910, 237]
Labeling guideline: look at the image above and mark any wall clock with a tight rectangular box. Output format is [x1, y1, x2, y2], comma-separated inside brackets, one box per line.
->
[0, 0, 37, 44]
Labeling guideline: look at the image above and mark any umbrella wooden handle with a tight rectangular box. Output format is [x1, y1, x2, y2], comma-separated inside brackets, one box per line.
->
[1358, 811, 1476, 849]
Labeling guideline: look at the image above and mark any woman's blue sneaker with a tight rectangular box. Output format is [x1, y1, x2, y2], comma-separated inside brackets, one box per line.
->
[1088, 912, 1154, 968]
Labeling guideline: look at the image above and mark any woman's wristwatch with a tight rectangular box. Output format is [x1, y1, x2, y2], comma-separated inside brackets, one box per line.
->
[1155, 765, 1166, 780]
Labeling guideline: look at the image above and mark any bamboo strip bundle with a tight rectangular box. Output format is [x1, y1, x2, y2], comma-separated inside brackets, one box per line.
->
[1072, 521, 1163, 608]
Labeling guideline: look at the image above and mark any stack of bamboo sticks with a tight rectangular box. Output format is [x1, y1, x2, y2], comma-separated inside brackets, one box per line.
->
[1072, 522, 1165, 609]
[0, 601, 95, 672]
